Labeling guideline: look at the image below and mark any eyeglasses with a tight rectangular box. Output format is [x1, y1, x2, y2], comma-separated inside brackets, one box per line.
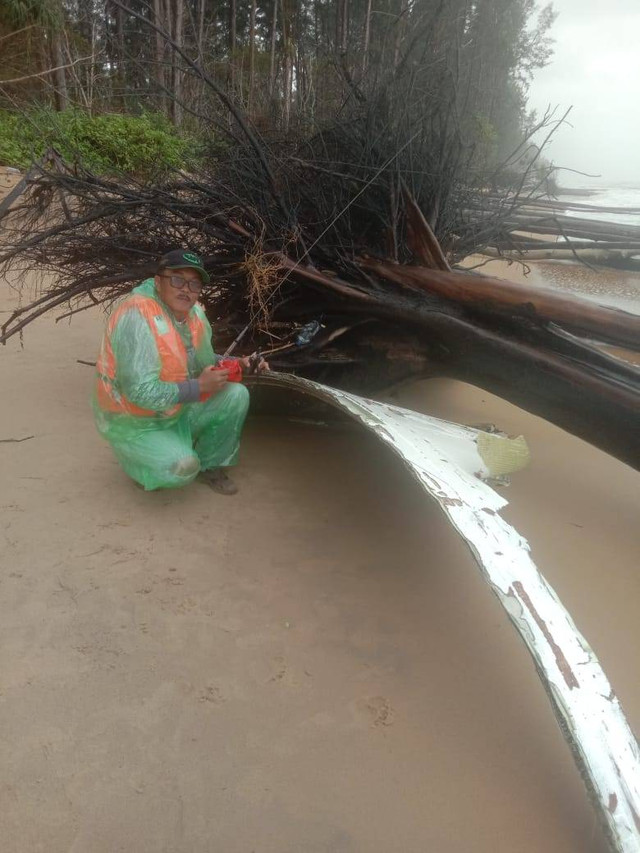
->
[162, 273, 203, 294]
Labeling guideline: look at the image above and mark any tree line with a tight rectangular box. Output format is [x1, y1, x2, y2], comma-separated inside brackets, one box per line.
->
[1, 0, 556, 165]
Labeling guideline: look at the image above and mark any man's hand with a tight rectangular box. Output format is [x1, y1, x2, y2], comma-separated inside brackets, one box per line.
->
[239, 354, 270, 373]
[198, 366, 229, 395]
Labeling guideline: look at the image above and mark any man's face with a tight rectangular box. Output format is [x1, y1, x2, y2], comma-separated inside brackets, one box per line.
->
[155, 267, 203, 317]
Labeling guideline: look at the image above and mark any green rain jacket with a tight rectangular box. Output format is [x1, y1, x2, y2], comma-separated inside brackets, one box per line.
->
[93, 278, 218, 438]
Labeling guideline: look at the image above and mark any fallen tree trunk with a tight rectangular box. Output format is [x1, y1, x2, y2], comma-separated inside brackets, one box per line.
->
[360, 259, 640, 350]
[280, 259, 640, 469]
[480, 247, 640, 263]
[467, 213, 640, 244]
[1, 135, 638, 472]
[510, 197, 640, 216]
[488, 240, 640, 252]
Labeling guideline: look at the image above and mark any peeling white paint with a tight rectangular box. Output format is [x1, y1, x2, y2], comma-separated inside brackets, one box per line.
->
[254, 372, 640, 853]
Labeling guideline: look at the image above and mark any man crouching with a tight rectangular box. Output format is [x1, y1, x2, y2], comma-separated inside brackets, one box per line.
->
[93, 249, 266, 494]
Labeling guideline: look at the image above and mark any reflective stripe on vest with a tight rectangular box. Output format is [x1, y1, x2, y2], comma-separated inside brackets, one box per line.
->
[95, 294, 206, 418]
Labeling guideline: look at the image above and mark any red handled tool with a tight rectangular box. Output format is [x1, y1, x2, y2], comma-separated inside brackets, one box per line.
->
[209, 357, 243, 382]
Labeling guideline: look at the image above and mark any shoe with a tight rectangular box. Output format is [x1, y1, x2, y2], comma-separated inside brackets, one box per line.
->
[200, 468, 238, 495]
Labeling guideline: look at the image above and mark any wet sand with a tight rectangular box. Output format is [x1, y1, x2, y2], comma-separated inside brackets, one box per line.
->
[1, 171, 639, 851]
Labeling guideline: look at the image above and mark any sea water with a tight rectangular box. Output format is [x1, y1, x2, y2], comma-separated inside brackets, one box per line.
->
[558, 185, 640, 227]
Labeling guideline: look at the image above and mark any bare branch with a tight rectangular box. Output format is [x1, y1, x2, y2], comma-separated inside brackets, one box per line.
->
[0, 55, 92, 86]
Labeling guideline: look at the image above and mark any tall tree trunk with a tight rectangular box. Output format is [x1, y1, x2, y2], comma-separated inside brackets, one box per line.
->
[116, 2, 125, 107]
[87, 16, 98, 112]
[305, 50, 315, 123]
[313, 0, 321, 115]
[335, 0, 344, 54]
[340, 0, 348, 54]
[269, 0, 278, 100]
[283, 50, 292, 131]
[229, 0, 237, 91]
[171, 0, 185, 125]
[153, 0, 166, 110]
[281, 0, 293, 133]
[76, 0, 94, 105]
[362, 0, 372, 74]
[50, 29, 68, 111]
[292, 2, 304, 121]
[197, 0, 206, 62]
[393, 0, 408, 70]
[248, 0, 257, 113]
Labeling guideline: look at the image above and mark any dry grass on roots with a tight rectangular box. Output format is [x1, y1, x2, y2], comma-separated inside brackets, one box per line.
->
[243, 236, 292, 333]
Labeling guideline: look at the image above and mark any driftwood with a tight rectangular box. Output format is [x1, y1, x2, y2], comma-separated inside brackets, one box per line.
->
[1, 158, 638, 469]
[252, 372, 640, 853]
[458, 193, 640, 270]
[0, 151, 61, 218]
[502, 197, 640, 216]
[468, 210, 640, 254]
[271, 256, 640, 467]
[487, 240, 640, 251]
[402, 182, 451, 271]
[507, 216, 640, 243]
[360, 259, 640, 348]
[481, 247, 640, 264]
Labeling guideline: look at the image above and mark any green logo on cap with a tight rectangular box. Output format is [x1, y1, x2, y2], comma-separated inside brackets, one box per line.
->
[183, 252, 201, 265]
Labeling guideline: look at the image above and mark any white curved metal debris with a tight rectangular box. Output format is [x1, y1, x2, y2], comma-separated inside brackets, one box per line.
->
[254, 372, 640, 853]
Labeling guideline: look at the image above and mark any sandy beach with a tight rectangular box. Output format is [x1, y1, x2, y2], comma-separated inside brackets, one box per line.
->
[1, 170, 638, 852]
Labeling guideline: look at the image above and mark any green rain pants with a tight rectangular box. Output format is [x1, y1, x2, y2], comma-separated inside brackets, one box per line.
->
[104, 382, 250, 490]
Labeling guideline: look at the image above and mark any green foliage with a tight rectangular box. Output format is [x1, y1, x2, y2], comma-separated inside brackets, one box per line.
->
[0, 0, 62, 29]
[473, 114, 498, 145]
[0, 112, 24, 167]
[0, 109, 203, 175]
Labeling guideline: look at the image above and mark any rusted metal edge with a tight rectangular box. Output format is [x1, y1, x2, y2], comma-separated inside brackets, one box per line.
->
[249, 371, 640, 853]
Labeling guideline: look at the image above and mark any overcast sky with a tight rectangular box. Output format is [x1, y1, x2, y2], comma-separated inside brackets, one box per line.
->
[527, 0, 640, 186]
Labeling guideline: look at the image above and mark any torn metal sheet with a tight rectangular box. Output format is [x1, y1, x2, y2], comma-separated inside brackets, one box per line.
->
[251, 372, 640, 853]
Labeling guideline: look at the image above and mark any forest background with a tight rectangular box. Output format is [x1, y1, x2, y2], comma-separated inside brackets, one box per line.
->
[0, 0, 557, 179]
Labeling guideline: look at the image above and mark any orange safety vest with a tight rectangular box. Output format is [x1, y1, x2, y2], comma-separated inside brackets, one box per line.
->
[95, 293, 206, 418]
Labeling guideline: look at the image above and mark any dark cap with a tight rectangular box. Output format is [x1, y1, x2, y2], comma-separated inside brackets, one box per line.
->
[157, 250, 210, 284]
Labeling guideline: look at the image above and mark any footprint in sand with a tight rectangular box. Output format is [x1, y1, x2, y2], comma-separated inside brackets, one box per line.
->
[199, 685, 224, 704]
[357, 695, 395, 728]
